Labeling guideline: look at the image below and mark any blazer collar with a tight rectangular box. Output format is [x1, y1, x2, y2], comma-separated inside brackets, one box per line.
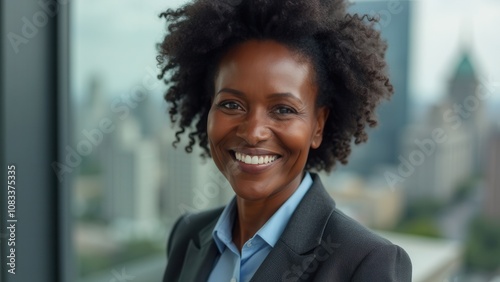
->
[251, 173, 336, 281]
[280, 173, 336, 253]
[180, 173, 335, 282]
[178, 214, 220, 282]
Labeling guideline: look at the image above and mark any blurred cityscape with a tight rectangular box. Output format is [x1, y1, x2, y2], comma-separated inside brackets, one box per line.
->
[73, 76, 235, 278]
[72, 0, 500, 281]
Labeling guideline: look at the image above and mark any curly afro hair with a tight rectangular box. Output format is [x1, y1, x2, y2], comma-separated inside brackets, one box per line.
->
[157, 0, 393, 172]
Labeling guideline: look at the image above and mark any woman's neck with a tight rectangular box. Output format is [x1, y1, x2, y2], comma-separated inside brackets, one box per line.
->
[231, 172, 305, 251]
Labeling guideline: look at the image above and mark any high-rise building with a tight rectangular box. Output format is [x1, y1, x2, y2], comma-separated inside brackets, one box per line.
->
[161, 137, 197, 218]
[159, 126, 233, 223]
[341, 0, 412, 176]
[448, 51, 479, 116]
[401, 49, 485, 201]
[402, 105, 473, 201]
[484, 125, 500, 220]
[96, 99, 164, 237]
[448, 51, 489, 171]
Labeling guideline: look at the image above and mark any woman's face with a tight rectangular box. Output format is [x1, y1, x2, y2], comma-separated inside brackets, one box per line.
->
[207, 40, 328, 202]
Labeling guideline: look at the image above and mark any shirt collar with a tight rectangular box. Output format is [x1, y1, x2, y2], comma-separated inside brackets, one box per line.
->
[212, 172, 313, 252]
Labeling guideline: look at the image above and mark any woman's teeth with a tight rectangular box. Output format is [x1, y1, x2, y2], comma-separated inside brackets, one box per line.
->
[235, 152, 279, 165]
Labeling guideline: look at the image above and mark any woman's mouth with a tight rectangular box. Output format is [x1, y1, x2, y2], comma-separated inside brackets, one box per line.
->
[231, 150, 282, 165]
[235, 152, 280, 165]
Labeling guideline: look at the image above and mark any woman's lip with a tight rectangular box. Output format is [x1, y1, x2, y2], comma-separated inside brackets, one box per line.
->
[229, 148, 281, 156]
[229, 150, 282, 174]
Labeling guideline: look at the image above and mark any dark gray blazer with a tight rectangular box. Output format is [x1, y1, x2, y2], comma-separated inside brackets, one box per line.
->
[163, 173, 412, 281]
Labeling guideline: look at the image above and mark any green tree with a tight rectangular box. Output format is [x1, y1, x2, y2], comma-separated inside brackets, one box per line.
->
[465, 217, 500, 272]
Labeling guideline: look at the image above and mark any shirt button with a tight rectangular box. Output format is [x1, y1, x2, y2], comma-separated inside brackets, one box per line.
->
[230, 278, 237, 282]
[247, 241, 252, 247]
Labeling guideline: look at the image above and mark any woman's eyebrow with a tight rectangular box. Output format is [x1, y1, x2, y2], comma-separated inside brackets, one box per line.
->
[267, 92, 303, 104]
[217, 88, 303, 104]
[216, 88, 245, 97]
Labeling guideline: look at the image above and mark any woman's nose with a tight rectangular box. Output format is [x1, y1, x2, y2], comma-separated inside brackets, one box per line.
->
[236, 109, 272, 145]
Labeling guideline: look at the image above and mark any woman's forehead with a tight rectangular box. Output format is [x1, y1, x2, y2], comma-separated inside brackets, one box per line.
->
[218, 39, 311, 68]
[214, 41, 316, 100]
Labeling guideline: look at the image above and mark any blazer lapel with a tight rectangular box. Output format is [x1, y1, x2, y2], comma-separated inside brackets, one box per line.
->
[251, 173, 336, 281]
[178, 217, 219, 282]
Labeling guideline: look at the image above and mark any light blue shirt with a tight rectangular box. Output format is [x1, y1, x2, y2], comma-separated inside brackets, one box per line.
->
[208, 172, 313, 282]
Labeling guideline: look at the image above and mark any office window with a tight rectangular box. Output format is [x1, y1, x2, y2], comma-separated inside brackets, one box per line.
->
[68, 1, 500, 281]
[71, 1, 233, 281]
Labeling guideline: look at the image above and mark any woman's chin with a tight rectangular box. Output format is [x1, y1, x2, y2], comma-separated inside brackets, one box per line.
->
[228, 178, 276, 202]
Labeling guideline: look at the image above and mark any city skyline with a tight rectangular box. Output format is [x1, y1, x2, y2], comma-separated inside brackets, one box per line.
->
[72, 0, 500, 106]
[69, 1, 500, 280]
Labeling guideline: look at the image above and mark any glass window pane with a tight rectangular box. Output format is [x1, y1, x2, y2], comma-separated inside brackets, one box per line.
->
[71, 1, 233, 281]
[69, 1, 500, 281]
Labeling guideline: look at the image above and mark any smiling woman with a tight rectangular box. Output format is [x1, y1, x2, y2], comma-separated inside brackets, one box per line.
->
[157, 0, 412, 281]
[208, 40, 327, 205]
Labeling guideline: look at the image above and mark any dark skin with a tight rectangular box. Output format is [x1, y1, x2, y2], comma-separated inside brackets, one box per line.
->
[207, 40, 329, 251]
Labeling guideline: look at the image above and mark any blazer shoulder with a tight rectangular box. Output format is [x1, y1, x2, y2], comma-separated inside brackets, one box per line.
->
[164, 207, 224, 282]
[167, 207, 224, 257]
[308, 173, 403, 253]
[320, 208, 412, 280]
[327, 208, 392, 247]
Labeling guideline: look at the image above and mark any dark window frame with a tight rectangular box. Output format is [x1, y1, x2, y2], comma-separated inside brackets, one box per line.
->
[1, 1, 73, 281]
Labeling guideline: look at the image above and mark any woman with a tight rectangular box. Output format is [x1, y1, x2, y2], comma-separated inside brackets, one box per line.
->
[157, 0, 412, 281]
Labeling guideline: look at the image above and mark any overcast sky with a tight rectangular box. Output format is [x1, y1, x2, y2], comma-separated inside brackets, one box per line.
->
[410, 0, 500, 102]
[72, 0, 500, 105]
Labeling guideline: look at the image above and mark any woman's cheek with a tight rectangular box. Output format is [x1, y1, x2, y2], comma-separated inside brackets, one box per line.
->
[207, 110, 219, 141]
[208, 111, 233, 145]
[277, 124, 311, 151]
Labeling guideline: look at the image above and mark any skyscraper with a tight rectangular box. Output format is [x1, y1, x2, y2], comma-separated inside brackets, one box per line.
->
[401, 48, 484, 201]
[484, 125, 500, 220]
[341, 0, 412, 176]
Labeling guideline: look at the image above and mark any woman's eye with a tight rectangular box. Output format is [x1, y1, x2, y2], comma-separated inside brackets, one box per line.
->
[220, 101, 242, 110]
[274, 106, 296, 114]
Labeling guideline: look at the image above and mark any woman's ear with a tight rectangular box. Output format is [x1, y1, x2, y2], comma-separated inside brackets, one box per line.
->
[311, 106, 329, 149]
